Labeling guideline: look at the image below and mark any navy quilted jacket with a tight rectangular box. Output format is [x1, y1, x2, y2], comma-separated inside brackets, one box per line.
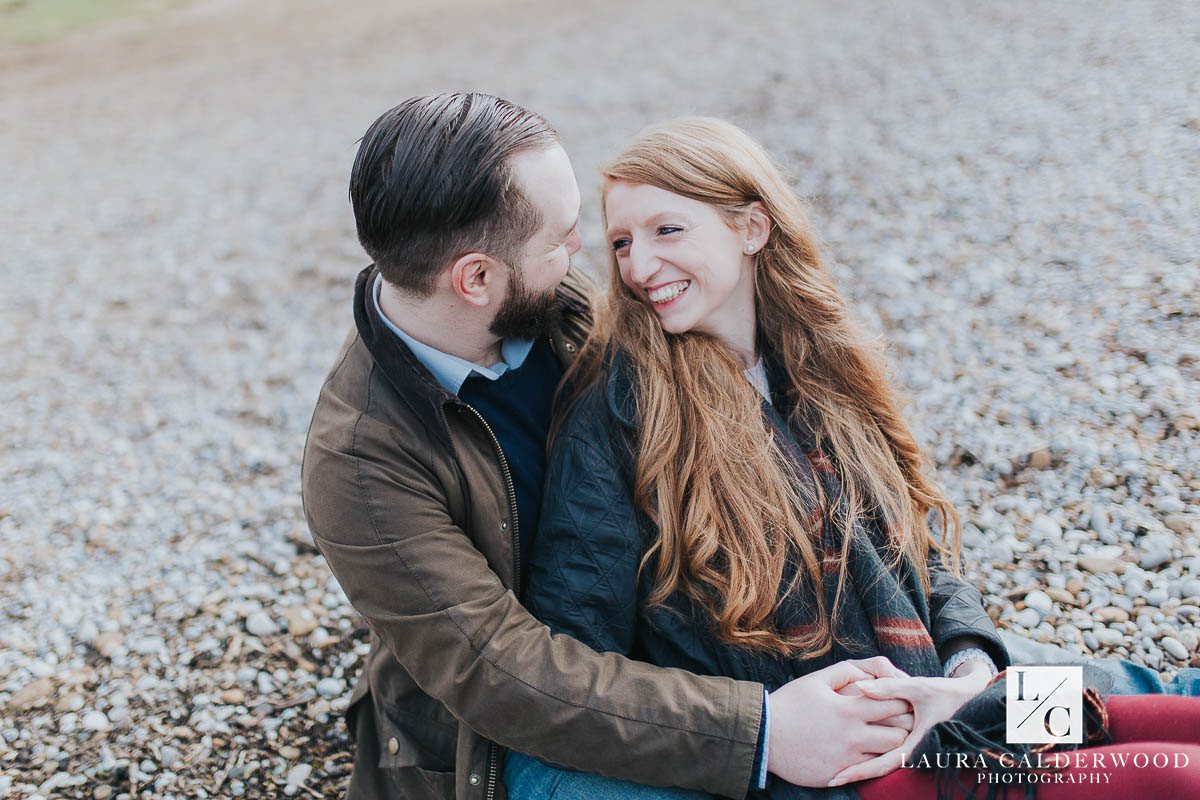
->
[523, 354, 1009, 799]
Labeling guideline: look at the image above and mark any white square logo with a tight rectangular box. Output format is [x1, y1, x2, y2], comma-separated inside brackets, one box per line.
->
[1005, 666, 1083, 744]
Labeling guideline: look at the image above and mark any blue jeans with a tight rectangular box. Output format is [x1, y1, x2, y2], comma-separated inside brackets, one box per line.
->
[999, 631, 1200, 695]
[504, 750, 711, 800]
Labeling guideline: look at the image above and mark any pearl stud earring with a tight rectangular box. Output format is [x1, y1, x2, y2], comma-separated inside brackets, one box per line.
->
[745, 245, 754, 254]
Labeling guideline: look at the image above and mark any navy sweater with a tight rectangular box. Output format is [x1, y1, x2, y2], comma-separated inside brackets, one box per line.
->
[458, 338, 564, 593]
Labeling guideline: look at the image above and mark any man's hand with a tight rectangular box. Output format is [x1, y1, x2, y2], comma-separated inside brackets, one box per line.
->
[766, 657, 913, 788]
[825, 665, 993, 787]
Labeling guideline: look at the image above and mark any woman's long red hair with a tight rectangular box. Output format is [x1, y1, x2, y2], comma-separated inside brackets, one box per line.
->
[558, 118, 960, 656]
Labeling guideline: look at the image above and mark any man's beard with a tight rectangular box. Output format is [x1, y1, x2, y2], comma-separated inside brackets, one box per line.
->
[488, 264, 561, 341]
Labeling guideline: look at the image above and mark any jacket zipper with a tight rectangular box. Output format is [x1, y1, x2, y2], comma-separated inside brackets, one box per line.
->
[460, 403, 521, 591]
[462, 334, 575, 799]
[459, 403, 520, 800]
[485, 741, 499, 800]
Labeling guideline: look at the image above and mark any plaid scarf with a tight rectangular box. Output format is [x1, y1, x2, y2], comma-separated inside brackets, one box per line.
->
[759, 367, 946, 682]
[602, 344, 949, 681]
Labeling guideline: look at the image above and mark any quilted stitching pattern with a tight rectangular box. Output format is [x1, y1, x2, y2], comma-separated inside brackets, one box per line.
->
[929, 562, 1010, 668]
[524, 389, 643, 656]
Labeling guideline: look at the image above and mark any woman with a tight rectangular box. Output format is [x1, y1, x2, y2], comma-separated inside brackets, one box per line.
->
[512, 118, 1200, 799]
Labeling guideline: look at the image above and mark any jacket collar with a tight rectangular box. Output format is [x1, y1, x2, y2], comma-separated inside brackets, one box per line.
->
[353, 264, 593, 453]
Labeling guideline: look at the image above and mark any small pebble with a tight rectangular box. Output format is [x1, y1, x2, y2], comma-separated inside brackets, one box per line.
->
[81, 712, 111, 732]
[1014, 608, 1042, 629]
[1161, 637, 1189, 661]
[1141, 548, 1173, 571]
[1078, 557, 1126, 575]
[286, 763, 313, 789]
[245, 612, 278, 637]
[1095, 606, 1130, 624]
[160, 746, 182, 770]
[1024, 590, 1054, 615]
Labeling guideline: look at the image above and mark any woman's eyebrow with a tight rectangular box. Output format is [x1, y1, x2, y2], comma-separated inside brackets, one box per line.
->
[607, 211, 692, 237]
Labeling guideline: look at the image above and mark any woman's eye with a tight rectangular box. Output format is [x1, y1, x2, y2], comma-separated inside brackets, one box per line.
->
[657, 225, 683, 236]
[610, 238, 631, 252]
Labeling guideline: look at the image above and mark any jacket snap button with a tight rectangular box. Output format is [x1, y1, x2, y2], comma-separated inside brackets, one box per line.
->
[387, 737, 399, 755]
[565, 342, 576, 353]
[499, 520, 508, 531]
[469, 773, 481, 785]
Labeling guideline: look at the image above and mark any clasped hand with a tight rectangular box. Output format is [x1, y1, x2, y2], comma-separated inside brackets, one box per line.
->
[766, 657, 990, 788]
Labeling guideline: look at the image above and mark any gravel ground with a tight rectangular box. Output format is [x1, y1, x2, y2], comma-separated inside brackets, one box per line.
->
[1, 0, 1198, 797]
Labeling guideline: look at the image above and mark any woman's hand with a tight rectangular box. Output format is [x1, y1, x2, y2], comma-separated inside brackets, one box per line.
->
[825, 663, 993, 787]
[837, 675, 914, 732]
[766, 657, 915, 788]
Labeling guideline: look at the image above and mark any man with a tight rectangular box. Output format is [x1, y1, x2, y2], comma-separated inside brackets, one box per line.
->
[301, 93, 1005, 799]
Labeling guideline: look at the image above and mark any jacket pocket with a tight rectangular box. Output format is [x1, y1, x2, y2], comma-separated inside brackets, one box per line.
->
[373, 698, 459, 799]
[375, 695, 457, 767]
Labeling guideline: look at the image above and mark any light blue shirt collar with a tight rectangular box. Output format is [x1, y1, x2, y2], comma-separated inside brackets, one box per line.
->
[373, 273, 535, 395]
[744, 357, 772, 405]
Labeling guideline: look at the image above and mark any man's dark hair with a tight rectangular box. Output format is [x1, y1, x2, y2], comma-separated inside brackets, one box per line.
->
[350, 93, 558, 296]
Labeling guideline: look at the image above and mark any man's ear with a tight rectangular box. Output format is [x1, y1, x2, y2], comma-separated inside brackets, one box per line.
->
[448, 252, 504, 307]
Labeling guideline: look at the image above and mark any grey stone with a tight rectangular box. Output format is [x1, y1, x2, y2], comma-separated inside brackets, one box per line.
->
[81, 712, 110, 732]
[245, 612, 277, 638]
[159, 747, 182, 770]
[1161, 636, 1189, 661]
[1029, 516, 1062, 543]
[1146, 588, 1169, 606]
[1024, 590, 1054, 615]
[1140, 547, 1173, 571]
[1013, 608, 1042, 629]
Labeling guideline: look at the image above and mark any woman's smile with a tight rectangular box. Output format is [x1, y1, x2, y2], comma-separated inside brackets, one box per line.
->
[646, 279, 691, 306]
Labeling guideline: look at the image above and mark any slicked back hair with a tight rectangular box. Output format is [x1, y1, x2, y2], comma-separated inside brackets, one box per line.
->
[350, 93, 559, 296]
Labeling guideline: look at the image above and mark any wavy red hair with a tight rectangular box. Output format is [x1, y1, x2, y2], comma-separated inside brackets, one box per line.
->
[558, 117, 960, 656]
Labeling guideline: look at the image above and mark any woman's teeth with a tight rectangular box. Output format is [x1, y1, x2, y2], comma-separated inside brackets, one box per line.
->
[647, 280, 690, 304]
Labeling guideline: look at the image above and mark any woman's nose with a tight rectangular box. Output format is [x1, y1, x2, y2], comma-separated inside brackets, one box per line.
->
[628, 239, 658, 284]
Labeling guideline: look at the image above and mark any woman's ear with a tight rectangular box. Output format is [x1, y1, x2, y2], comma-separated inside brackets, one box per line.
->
[449, 252, 503, 308]
[744, 201, 771, 254]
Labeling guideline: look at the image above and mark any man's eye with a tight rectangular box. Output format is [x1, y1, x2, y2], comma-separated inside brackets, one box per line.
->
[610, 238, 631, 252]
[657, 225, 683, 236]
